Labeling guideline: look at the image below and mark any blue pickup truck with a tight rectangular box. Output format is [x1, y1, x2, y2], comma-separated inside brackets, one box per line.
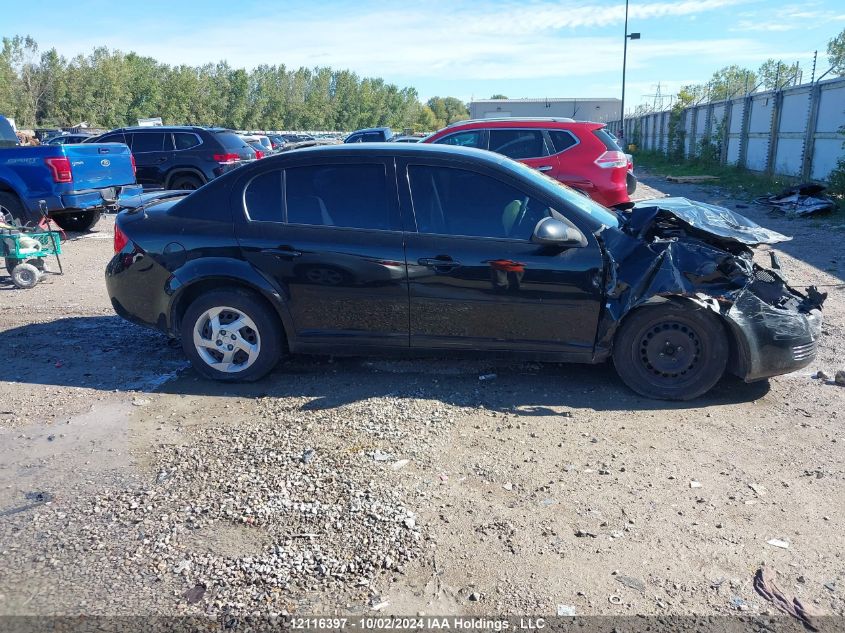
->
[0, 115, 142, 231]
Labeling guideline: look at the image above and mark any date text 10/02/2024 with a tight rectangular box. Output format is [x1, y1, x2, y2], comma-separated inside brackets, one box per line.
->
[289, 617, 549, 630]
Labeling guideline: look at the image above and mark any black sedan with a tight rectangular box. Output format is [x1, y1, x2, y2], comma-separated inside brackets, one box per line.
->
[106, 144, 825, 400]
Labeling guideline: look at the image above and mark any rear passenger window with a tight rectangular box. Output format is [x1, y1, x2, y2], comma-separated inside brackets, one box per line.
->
[244, 171, 282, 222]
[131, 132, 165, 153]
[174, 133, 200, 150]
[435, 130, 485, 148]
[548, 130, 578, 153]
[285, 164, 394, 230]
[488, 130, 548, 159]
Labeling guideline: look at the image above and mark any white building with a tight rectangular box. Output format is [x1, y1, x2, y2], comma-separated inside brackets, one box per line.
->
[469, 98, 621, 124]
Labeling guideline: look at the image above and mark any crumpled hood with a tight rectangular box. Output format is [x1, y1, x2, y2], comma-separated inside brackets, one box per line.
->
[627, 197, 791, 246]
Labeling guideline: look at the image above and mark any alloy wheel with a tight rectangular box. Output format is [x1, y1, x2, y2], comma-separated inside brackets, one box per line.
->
[192, 306, 261, 373]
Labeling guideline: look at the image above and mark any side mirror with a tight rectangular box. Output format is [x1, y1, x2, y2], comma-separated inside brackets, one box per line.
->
[531, 217, 587, 247]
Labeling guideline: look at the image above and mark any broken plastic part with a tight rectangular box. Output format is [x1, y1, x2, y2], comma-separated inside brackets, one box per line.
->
[593, 198, 826, 381]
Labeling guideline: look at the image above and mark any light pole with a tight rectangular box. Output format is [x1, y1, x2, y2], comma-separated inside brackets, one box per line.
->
[620, 0, 640, 140]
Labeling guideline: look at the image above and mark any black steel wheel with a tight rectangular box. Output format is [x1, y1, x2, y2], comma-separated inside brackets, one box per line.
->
[613, 303, 728, 400]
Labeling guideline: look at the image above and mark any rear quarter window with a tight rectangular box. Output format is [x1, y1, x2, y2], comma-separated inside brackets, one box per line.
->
[593, 128, 623, 151]
[548, 130, 578, 153]
[174, 133, 201, 150]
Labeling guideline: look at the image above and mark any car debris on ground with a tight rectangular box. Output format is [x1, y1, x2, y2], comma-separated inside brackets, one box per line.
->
[753, 183, 837, 217]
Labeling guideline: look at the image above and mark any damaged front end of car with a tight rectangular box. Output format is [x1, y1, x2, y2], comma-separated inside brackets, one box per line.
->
[596, 197, 826, 382]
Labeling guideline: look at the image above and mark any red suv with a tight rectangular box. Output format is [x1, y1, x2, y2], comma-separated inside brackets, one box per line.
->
[424, 118, 630, 207]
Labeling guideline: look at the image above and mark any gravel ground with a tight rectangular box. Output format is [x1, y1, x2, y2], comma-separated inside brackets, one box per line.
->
[0, 171, 843, 620]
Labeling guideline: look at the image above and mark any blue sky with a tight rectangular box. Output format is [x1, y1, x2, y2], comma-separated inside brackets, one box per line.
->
[3, 0, 844, 111]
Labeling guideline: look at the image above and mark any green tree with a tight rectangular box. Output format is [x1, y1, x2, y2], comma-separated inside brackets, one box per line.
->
[757, 59, 801, 90]
[490, 94, 508, 99]
[827, 27, 845, 76]
[0, 34, 481, 134]
[706, 65, 756, 100]
[426, 96, 468, 127]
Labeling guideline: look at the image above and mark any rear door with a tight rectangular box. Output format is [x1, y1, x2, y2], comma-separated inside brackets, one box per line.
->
[129, 131, 172, 186]
[234, 157, 410, 350]
[399, 157, 604, 358]
[487, 128, 558, 175]
[542, 128, 596, 192]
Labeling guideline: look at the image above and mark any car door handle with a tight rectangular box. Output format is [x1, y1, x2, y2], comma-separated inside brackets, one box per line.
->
[262, 247, 302, 258]
[537, 165, 553, 172]
[418, 257, 461, 271]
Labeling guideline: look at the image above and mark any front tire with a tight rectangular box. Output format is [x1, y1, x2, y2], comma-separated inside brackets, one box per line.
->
[180, 289, 282, 381]
[52, 210, 101, 232]
[612, 303, 728, 400]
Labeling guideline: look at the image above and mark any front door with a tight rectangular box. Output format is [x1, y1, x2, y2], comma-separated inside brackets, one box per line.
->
[399, 160, 605, 358]
[234, 158, 410, 350]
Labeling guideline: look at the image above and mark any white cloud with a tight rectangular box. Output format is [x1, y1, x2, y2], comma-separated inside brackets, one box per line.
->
[730, 3, 844, 32]
[46, 0, 762, 83]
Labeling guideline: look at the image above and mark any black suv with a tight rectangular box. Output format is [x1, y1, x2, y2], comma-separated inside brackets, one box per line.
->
[88, 126, 256, 190]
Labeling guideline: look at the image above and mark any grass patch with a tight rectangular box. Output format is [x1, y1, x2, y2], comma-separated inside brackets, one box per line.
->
[633, 150, 807, 200]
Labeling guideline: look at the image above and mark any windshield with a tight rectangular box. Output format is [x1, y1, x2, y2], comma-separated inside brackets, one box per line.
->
[506, 159, 620, 228]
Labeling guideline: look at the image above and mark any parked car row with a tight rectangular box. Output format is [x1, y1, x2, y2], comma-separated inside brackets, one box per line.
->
[2, 115, 634, 230]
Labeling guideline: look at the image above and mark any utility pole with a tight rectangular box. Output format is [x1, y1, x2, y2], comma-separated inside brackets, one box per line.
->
[620, 0, 641, 138]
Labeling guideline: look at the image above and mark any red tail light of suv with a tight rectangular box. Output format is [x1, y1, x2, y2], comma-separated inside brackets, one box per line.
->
[424, 118, 630, 208]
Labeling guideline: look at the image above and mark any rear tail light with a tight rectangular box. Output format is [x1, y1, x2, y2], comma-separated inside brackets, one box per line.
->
[44, 157, 73, 183]
[213, 153, 241, 164]
[114, 224, 129, 253]
[254, 150, 264, 159]
[594, 150, 628, 169]
[130, 154, 137, 176]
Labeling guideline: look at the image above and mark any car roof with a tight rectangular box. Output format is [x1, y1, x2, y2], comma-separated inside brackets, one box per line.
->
[110, 126, 235, 133]
[441, 118, 604, 131]
[261, 142, 511, 166]
[348, 127, 392, 134]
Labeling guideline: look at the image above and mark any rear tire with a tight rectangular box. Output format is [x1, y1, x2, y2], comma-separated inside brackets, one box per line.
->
[0, 191, 27, 224]
[52, 210, 101, 232]
[10, 262, 40, 289]
[612, 303, 728, 400]
[180, 289, 283, 381]
[168, 174, 204, 190]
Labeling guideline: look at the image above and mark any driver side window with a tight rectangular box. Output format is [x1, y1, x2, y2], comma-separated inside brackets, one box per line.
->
[408, 165, 550, 240]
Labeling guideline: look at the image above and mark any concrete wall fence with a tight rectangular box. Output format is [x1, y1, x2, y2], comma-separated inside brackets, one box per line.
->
[616, 76, 845, 181]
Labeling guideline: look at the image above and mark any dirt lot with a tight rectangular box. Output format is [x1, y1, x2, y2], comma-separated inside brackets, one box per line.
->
[1, 172, 843, 620]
